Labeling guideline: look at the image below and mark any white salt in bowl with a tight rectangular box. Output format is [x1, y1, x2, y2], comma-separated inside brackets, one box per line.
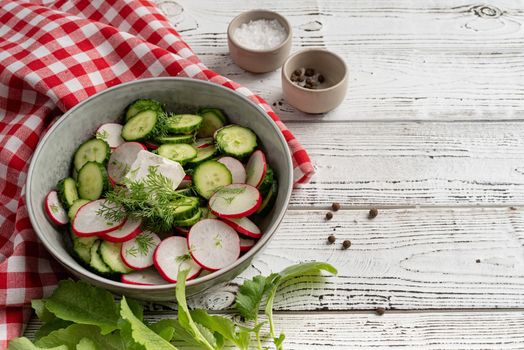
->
[227, 10, 292, 73]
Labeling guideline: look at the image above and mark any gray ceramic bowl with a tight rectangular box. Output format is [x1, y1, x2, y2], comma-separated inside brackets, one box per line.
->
[26, 77, 293, 301]
[228, 10, 292, 73]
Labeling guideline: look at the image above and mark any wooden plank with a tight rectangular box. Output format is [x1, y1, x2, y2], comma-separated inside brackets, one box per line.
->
[24, 310, 524, 349]
[156, 0, 524, 121]
[287, 121, 524, 207]
[136, 207, 524, 312]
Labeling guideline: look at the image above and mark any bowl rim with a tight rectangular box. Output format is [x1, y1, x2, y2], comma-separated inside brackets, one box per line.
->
[282, 48, 348, 92]
[227, 9, 292, 54]
[26, 77, 293, 291]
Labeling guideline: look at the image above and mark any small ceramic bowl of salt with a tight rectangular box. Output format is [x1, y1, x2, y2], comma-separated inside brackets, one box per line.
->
[228, 10, 292, 73]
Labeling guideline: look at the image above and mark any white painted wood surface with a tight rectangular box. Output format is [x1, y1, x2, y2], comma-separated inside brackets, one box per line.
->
[25, 0, 524, 348]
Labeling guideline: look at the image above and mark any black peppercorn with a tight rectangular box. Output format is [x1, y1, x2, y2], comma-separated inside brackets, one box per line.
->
[318, 74, 325, 83]
[375, 307, 385, 315]
[293, 69, 301, 76]
[342, 240, 351, 249]
[331, 202, 341, 211]
[325, 212, 333, 220]
[368, 208, 378, 219]
[327, 235, 336, 244]
[305, 68, 315, 76]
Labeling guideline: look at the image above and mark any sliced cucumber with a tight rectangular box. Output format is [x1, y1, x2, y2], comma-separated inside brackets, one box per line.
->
[77, 161, 109, 200]
[256, 180, 278, 215]
[156, 134, 195, 144]
[100, 241, 133, 274]
[197, 108, 227, 138]
[68, 199, 90, 221]
[121, 109, 162, 141]
[157, 143, 197, 165]
[173, 207, 202, 227]
[188, 144, 217, 166]
[166, 114, 203, 135]
[89, 240, 112, 274]
[258, 167, 274, 197]
[215, 125, 257, 158]
[169, 197, 200, 220]
[57, 177, 78, 208]
[71, 232, 98, 265]
[193, 160, 232, 199]
[73, 138, 110, 171]
[125, 98, 163, 122]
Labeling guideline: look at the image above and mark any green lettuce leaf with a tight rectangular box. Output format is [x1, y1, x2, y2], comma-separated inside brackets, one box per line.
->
[75, 338, 97, 350]
[7, 337, 67, 350]
[233, 274, 275, 321]
[34, 319, 73, 341]
[31, 300, 55, 323]
[148, 319, 176, 342]
[119, 297, 177, 350]
[190, 309, 250, 350]
[35, 324, 124, 350]
[44, 280, 120, 334]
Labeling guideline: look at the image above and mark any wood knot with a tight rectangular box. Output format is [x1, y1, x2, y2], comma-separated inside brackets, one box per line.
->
[299, 20, 323, 32]
[472, 5, 502, 18]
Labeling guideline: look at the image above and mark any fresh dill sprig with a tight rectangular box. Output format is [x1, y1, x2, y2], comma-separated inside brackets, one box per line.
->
[98, 166, 195, 232]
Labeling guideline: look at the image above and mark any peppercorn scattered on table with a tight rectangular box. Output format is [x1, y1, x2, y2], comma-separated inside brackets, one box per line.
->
[25, 1, 524, 348]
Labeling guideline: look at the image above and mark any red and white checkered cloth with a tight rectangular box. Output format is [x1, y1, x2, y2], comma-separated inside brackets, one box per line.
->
[0, 0, 314, 345]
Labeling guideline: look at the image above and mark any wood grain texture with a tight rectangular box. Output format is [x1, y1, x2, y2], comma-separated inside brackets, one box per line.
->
[132, 207, 524, 312]
[288, 121, 524, 207]
[156, 0, 524, 121]
[24, 310, 524, 349]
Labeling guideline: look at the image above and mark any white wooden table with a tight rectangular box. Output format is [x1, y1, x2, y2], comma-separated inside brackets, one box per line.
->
[26, 0, 524, 348]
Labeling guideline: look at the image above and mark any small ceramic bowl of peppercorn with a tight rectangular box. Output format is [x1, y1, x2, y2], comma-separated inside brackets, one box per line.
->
[281, 48, 348, 114]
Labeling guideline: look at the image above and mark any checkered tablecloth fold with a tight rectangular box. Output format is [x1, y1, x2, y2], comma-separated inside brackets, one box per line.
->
[0, 0, 313, 345]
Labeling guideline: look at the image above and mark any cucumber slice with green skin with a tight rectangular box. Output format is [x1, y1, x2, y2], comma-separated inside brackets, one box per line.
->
[121, 109, 161, 141]
[187, 144, 217, 166]
[125, 98, 163, 122]
[68, 199, 90, 221]
[166, 114, 203, 135]
[193, 160, 232, 199]
[169, 197, 200, 220]
[256, 180, 278, 215]
[100, 241, 134, 273]
[89, 240, 112, 274]
[173, 208, 202, 227]
[197, 108, 227, 138]
[257, 167, 274, 197]
[215, 125, 257, 158]
[71, 232, 98, 265]
[57, 177, 78, 208]
[157, 143, 197, 165]
[77, 161, 109, 200]
[156, 134, 195, 144]
[73, 138, 110, 171]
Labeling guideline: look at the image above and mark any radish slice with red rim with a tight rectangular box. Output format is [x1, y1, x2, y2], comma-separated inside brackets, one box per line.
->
[102, 217, 142, 242]
[245, 150, 266, 188]
[188, 219, 240, 271]
[177, 175, 192, 189]
[44, 190, 69, 225]
[121, 231, 161, 270]
[154, 236, 201, 282]
[218, 157, 246, 184]
[96, 123, 124, 149]
[222, 217, 261, 238]
[175, 226, 190, 235]
[121, 267, 168, 285]
[239, 237, 256, 252]
[108, 142, 146, 184]
[194, 138, 213, 149]
[209, 184, 262, 218]
[72, 200, 126, 237]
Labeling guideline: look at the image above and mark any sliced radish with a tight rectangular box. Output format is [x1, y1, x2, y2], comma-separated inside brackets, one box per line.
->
[154, 236, 201, 282]
[121, 231, 161, 270]
[188, 219, 240, 271]
[121, 267, 168, 286]
[102, 217, 142, 242]
[177, 175, 192, 189]
[218, 157, 246, 184]
[108, 142, 146, 184]
[222, 217, 262, 238]
[44, 190, 69, 225]
[194, 138, 213, 149]
[239, 237, 256, 252]
[72, 200, 126, 237]
[96, 123, 124, 149]
[209, 184, 262, 218]
[144, 141, 159, 150]
[245, 150, 267, 188]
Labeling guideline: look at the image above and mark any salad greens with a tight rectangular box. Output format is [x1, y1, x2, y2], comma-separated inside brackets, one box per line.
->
[9, 262, 336, 350]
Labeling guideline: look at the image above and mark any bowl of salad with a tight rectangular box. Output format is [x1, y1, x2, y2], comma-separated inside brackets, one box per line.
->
[26, 77, 293, 301]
